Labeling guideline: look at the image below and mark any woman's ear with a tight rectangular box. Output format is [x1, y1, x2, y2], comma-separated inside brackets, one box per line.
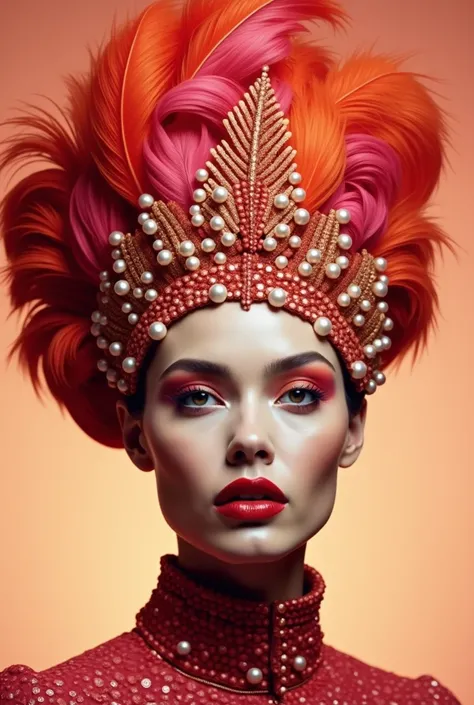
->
[339, 399, 367, 469]
[116, 400, 155, 472]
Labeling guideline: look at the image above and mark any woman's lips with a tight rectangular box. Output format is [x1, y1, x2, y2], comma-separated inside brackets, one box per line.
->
[214, 500, 286, 520]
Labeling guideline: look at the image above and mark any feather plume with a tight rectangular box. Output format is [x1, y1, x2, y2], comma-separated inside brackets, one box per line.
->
[90, 1, 181, 203]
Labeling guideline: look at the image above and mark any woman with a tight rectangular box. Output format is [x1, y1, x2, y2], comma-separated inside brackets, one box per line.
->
[0, 0, 461, 703]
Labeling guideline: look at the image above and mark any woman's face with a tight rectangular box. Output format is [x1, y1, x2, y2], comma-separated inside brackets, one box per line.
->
[121, 303, 365, 564]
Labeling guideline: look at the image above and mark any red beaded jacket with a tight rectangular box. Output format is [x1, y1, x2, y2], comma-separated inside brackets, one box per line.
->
[0, 555, 461, 705]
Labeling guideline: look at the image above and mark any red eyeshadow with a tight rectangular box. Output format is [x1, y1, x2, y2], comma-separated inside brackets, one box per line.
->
[270, 365, 336, 399]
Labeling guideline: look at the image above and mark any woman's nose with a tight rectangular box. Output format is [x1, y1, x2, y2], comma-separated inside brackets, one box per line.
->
[225, 404, 275, 466]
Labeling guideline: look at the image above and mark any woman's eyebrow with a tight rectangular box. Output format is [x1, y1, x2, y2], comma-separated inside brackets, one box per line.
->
[263, 352, 335, 377]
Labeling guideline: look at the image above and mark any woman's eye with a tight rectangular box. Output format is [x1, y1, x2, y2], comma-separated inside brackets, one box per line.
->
[178, 390, 221, 408]
[277, 387, 322, 406]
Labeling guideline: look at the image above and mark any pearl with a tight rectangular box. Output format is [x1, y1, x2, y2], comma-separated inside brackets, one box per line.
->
[176, 640, 191, 656]
[365, 379, 377, 395]
[195, 168, 209, 182]
[246, 668, 263, 685]
[289, 171, 302, 185]
[263, 237, 277, 251]
[149, 322, 167, 341]
[364, 344, 376, 359]
[377, 301, 389, 313]
[91, 310, 101, 323]
[289, 235, 301, 248]
[142, 218, 158, 235]
[133, 287, 143, 299]
[298, 262, 313, 277]
[336, 208, 351, 224]
[122, 357, 137, 374]
[138, 193, 154, 209]
[374, 257, 387, 272]
[90, 323, 101, 337]
[214, 252, 227, 264]
[109, 342, 123, 357]
[379, 274, 390, 284]
[99, 314, 108, 326]
[97, 359, 108, 373]
[153, 239, 164, 251]
[360, 299, 372, 312]
[291, 187, 306, 202]
[157, 250, 173, 266]
[337, 233, 352, 250]
[351, 360, 368, 379]
[336, 255, 349, 269]
[114, 280, 130, 296]
[106, 369, 117, 383]
[212, 186, 229, 203]
[111, 249, 121, 260]
[128, 313, 139, 325]
[348, 283, 361, 299]
[268, 287, 287, 307]
[274, 193, 290, 209]
[145, 289, 158, 302]
[138, 212, 150, 225]
[353, 314, 365, 327]
[275, 223, 290, 238]
[99, 271, 109, 282]
[326, 263, 341, 279]
[221, 231, 236, 247]
[306, 248, 321, 264]
[294, 208, 310, 225]
[275, 256, 288, 269]
[373, 338, 384, 352]
[117, 380, 128, 394]
[186, 256, 200, 271]
[381, 335, 392, 350]
[293, 656, 307, 672]
[191, 213, 205, 227]
[374, 370, 386, 385]
[373, 280, 388, 297]
[209, 283, 227, 303]
[337, 293, 351, 307]
[178, 240, 195, 257]
[189, 204, 201, 216]
[210, 215, 225, 231]
[383, 317, 394, 331]
[313, 316, 332, 337]
[201, 238, 216, 253]
[97, 336, 108, 350]
[108, 231, 124, 246]
[122, 303, 132, 314]
[193, 188, 207, 203]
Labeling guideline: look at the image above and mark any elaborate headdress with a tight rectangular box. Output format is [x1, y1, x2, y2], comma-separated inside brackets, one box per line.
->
[1, 0, 450, 447]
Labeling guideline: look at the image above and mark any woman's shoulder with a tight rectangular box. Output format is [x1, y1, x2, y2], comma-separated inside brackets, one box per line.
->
[0, 632, 147, 705]
[322, 643, 461, 704]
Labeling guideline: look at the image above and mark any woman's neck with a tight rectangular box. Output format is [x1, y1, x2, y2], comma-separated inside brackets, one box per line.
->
[176, 537, 308, 602]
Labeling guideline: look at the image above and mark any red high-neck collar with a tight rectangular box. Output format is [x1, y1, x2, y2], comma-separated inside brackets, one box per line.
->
[134, 554, 326, 696]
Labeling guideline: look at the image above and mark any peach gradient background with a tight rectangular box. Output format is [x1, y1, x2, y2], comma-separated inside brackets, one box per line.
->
[0, 0, 473, 702]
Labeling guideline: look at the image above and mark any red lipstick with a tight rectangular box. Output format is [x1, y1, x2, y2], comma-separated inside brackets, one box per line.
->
[214, 477, 288, 521]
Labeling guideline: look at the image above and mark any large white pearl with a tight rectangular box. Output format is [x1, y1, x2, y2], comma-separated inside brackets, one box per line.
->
[289, 235, 301, 249]
[209, 283, 227, 303]
[221, 231, 236, 247]
[293, 656, 307, 672]
[214, 252, 227, 265]
[145, 289, 158, 302]
[138, 212, 150, 225]
[373, 280, 388, 297]
[336, 255, 349, 269]
[109, 342, 123, 357]
[353, 314, 365, 327]
[141, 271, 154, 285]
[263, 237, 277, 251]
[186, 256, 200, 271]
[291, 188, 306, 203]
[306, 248, 321, 264]
[274, 193, 290, 209]
[189, 204, 201, 216]
[348, 283, 361, 299]
[109, 231, 124, 246]
[383, 317, 394, 331]
[153, 239, 164, 251]
[122, 303, 132, 313]
[337, 293, 351, 307]
[275, 223, 290, 238]
[336, 208, 351, 224]
[374, 257, 387, 272]
[210, 215, 225, 231]
[326, 263, 341, 279]
[212, 186, 229, 203]
[298, 262, 312, 277]
[364, 344, 376, 359]
[193, 188, 207, 203]
[128, 313, 139, 325]
[195, 168, 209, 182]
[289, 171, 302, 185]
[201, 238, 216, 253]
[179, 240, 195, 257]
[313, 317, 332, 336]
[294, 208, 310, 225]
[337, 233, 352, 250]
[377, 301, 389, 313]
[138, 193, 154, 209]
[351, 360, 367, 379]
[360, 299, 372, 312]
[381, 335, 392, 350]
[191, 213, 205, 227]
[365, 379, 377, 395]
[114, 280, 130, 296]
[122, 357, 137, 373]
[97, 359, 108, 373]
[149, 322, 167, 341]
[268, 287, 287, 307]
[142, 219, 158, 236]
[246, 668, 263, 685]
[275, 256, 288, 269]
[176, 640, 191, 656]
[157, 250, 173, 266]
[374, 370, 386, 385]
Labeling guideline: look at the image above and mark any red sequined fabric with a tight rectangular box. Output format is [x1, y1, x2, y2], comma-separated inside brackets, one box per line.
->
[1, 555, 461, 704]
